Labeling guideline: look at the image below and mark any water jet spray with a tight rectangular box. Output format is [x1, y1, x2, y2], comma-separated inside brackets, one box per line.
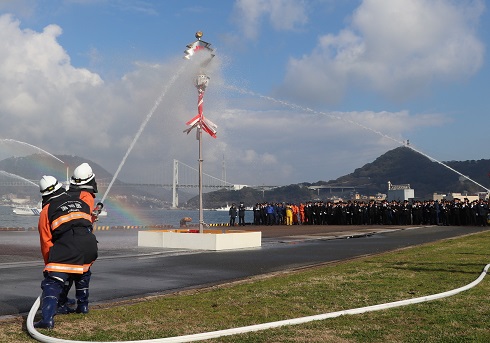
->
[0, 170, 38, 186]
[225, 85, 490, 194]
[0, 138, 64, 164]
[100, 64, 186, 204]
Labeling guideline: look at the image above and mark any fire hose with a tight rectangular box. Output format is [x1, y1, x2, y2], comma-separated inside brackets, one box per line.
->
[27, 263, 489, 343]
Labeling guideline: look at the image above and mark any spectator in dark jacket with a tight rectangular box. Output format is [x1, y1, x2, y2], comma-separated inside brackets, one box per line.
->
[229, 203, 237, 226]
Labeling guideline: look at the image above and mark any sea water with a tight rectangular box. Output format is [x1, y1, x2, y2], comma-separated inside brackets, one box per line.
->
[0, 205, 252, 229]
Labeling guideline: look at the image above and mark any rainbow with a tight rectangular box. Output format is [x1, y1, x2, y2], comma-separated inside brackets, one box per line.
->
[97, 197, 154, 226]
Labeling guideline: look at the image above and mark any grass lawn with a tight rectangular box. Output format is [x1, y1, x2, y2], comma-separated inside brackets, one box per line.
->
[2, 230, 489, 342]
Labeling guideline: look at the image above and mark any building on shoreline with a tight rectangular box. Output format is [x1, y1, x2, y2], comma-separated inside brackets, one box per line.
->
[387, 181, 414, 201]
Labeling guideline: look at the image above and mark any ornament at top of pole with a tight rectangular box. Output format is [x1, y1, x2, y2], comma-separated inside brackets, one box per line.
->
[183, 31, 215, 63]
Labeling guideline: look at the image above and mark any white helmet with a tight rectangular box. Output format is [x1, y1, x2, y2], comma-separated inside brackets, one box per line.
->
[70, 163, 95, 185]
[39, 175, 62, 196]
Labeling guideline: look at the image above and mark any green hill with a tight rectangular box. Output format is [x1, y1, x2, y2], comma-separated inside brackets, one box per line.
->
[2, 147, 489, 209]
[188, 147, 490, 208]
[337, 146, 490, 198]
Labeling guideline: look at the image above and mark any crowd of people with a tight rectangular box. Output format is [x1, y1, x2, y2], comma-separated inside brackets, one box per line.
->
[246, 198, 489, 227]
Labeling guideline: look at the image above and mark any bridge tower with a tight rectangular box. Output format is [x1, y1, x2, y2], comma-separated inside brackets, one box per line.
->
[172, 159, 179, 208]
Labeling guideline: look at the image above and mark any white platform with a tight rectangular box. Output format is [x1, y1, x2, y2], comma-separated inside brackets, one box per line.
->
[138, 229, 262, 251]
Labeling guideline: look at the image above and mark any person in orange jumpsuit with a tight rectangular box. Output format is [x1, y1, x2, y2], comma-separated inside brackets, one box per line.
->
[292, 204, 299, 225]
[299, 203, 305, 224]
[34, 175, 98, 329]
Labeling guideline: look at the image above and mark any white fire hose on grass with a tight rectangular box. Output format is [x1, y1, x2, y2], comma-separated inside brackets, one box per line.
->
[27, 263, 489, 343]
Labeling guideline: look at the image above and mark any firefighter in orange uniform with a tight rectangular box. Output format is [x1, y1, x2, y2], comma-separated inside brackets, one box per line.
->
[34, 175, 98, 329]
[68, 163, 103, 225]
[56, 163, 103, 315]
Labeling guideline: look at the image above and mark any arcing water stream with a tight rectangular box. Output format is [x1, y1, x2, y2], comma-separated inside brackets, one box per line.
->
[226, 84, 490, 193]
[0, 139, 67, 186]
[0, 170, 38, 186]
[0, 139, 64, 164]
[100, 64, 186, 204]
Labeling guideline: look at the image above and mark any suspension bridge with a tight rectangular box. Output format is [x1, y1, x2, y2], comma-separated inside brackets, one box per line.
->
[0, 159, 264, 208]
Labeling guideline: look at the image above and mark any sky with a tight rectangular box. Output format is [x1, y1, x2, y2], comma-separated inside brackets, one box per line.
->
[0, 0, 488, 190]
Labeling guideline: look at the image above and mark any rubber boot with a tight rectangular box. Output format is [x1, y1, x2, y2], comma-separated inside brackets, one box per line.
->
[75, 271, 91, 314]
[57, 279, 75, 314]
[34, 277, 64, 329]
[34, 296, 57, 329]
[57, 303, 75, 314]
[62, 279, 75, 305]
[75, 290, 89, 314]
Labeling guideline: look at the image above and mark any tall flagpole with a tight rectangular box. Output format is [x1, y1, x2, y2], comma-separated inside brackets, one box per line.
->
[183, 32, 216, 233]
[194, 75, 210, 233]
[198, 120, 203, 232]
[196, 76, 208, 232]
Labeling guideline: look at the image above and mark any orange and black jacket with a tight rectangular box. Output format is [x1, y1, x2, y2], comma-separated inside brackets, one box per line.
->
[38, 191, 96, 274]
[68, 187, 96, 222]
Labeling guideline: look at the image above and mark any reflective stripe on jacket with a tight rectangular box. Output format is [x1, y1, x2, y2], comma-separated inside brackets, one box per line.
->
[38, 191, 97, 273]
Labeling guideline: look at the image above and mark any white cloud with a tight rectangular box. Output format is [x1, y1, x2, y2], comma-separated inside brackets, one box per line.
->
[0, 13, 198, 183]
[233, 0, 308, 39]
[279, 0, 485, 104]
[0, 8, 458, 189]
[0, 14, 103, 141]
[211, 101, 447, 185]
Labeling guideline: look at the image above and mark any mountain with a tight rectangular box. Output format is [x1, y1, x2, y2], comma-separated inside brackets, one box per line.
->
[187, 147, 490, 208]
[2, 148, 489, 209]
[334, 147, 490, 198]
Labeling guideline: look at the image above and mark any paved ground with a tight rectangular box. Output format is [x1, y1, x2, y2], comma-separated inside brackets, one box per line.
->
[242, 224, 403, 238]
[0, 225, 408, 263]
[1, 224, 488, 319]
